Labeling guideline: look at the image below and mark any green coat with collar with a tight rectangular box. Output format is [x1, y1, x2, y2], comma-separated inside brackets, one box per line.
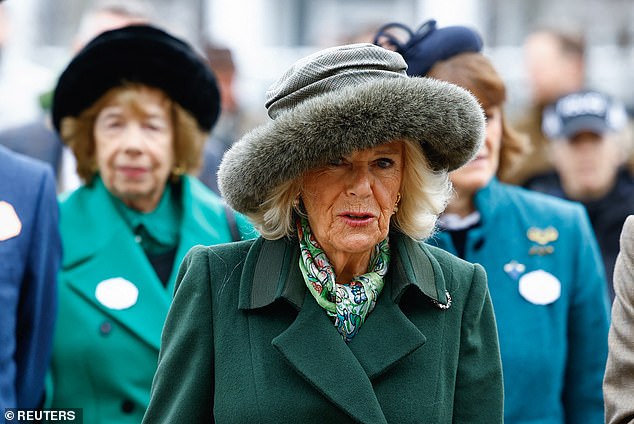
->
[143, 232, 504, 423]
[49, 175, 254, 424]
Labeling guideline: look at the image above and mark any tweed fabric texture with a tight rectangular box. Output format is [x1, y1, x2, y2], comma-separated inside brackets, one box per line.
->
[266, 44, 408, 119]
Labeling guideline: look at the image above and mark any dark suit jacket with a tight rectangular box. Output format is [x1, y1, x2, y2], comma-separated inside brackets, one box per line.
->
[143, 233, 504, 423]
[0, 145, 60, 409]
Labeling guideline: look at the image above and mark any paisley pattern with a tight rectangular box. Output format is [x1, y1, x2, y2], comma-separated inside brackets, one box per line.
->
[297, 217, 389, 343]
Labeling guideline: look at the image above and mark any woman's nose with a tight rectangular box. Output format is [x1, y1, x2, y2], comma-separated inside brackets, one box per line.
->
[346, 168, 373, 197]
[120, 124, 145, 153]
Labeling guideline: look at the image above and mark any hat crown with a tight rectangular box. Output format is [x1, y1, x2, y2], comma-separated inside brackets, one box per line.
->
[265, 43, 408, 119]
[557, 91, 611, 119]
[542, 90, 627, 139]
[52, 24, 220, 133]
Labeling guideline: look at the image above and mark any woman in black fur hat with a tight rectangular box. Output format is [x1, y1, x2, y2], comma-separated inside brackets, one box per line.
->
[48, 25, 255, 423]
[143, 43, 503, 423]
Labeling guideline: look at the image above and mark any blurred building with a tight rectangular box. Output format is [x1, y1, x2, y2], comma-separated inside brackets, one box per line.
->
[11, 0, 634, 131]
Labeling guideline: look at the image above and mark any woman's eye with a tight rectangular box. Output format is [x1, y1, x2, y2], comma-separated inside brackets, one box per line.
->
[376, 158, 394, 169]
[105, 120, 123, 129]
[484, 108, 499, 122]
[328, 157, 345, 166]
[144, 121, 164, 132]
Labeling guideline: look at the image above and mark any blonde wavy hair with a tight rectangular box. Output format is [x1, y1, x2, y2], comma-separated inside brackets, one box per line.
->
[59, 82, 208, 183]
[247, 138, 452, 241]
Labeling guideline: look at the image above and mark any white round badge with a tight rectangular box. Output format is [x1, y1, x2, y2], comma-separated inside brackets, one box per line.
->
[518, 270, 561, 305]
[95, 277, 139, 310]
[0, 201, 22, 241]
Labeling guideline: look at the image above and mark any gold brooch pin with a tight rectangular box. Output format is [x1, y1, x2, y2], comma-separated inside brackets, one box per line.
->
[527, 226, 559, 246]
[529, 246, 555, 256]
[504, 260, 526, 280]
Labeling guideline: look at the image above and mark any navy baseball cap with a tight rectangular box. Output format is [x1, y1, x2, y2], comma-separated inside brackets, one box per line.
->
[373, 19, 483, 76]
[542, 90, 628, 140]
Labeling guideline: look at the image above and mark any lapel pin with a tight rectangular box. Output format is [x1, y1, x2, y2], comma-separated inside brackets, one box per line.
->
[0, 201, 22, 241]
[503, 260, 526, 280]
[95, 277, 139, 310]
[529, 245, 555, 256]
[431, 290, 452, 310]
[518, 270, 561, 305]
[527, 226, 559, 245]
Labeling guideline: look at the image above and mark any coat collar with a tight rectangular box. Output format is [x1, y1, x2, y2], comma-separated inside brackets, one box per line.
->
[473, 177, 501, 223]
[64, 230, 170, 350]
[238, 232, 449, 424]
[238, 232, 449, 310]
[60, 176, 225, 273]
[471, 177, 536, 231]
[60, 175, 231, 351]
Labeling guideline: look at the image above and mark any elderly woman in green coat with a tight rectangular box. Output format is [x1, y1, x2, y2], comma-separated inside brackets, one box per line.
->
[143, 43, 503, 423]
[47, 25, 254, 423]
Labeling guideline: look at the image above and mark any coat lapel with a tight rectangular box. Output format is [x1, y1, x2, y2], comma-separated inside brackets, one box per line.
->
[241, 239, 386, 423]
[64, 230, 171, 351]
[347, 279, 427, 379]
[242, 235, 443, 424]
[272, 290, 389, 424]
[168, 177, 228, 290]
[60, 176, 239, 352]
[60, 179, 186, 352]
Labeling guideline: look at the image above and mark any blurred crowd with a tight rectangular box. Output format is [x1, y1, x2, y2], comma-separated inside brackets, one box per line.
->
[2, 0, 634, 423]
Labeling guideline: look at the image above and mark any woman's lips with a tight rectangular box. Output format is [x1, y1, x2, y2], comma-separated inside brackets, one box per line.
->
[118, 166, 148, 179]
[339, 212, 376, 227]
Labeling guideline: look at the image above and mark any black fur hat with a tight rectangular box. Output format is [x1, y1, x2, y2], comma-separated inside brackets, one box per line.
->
[52, 24, 220, 133]
[219, 43, 485, 215]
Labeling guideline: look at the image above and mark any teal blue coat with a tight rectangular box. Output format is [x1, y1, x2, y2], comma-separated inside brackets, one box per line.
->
[143, 232, 504, 423]
[430, 179, 610, 424]
[49, 176, 254, 424]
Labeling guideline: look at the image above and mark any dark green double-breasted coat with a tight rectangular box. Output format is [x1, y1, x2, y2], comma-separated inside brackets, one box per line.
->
[143, 232, 504, 423]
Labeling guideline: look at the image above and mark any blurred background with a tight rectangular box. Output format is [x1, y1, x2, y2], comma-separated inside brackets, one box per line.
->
[3, 0, 634, 132]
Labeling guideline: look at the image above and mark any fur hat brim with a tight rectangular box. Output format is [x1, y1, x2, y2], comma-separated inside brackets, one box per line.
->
[219, 76, 484, 214]
[52, 25, 220, 133]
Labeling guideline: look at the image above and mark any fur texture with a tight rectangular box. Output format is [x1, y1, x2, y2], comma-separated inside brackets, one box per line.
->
[52, 25, 220, 132]
[219, 76, 485, 214]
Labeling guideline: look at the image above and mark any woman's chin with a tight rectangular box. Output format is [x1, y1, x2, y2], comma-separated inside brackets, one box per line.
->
[330, 230, 386, 255]
[451, 170, 493, 192]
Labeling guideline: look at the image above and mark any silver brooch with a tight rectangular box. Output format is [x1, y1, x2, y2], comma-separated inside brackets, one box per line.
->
[431, 290, 452, 310]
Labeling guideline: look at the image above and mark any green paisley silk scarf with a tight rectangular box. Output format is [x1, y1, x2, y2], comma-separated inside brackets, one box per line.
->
[297, 216, 389, 343]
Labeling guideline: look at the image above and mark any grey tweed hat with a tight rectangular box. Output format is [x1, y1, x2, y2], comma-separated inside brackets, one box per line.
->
[219, 43, 485, 214]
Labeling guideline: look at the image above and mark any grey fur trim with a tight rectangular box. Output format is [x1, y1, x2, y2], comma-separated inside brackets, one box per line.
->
[219, 76, 484, 214]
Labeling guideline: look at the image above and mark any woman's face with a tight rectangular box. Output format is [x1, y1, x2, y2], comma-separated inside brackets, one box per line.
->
[300, 141, 403, 257]
[449, 105, 502, 194]
[551, 131, 622, 201]
[94, 86, 175, 212]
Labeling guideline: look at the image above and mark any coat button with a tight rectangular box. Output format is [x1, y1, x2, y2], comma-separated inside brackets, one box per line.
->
[99, 321, 112, 336]
[121, 399, 135, 414]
